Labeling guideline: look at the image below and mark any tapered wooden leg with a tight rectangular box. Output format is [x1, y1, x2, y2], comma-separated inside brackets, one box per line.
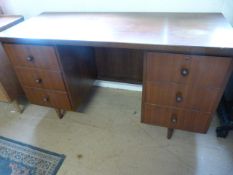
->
[167, 128, 174, 139]
[12, 100, 23, 113]
[55, 109, 65, 119]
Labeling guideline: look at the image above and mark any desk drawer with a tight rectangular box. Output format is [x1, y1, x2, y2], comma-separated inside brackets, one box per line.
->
[145, 52, 232, 88]
[144, 82, 220, 113]
[15, 67, 66, 91]
[4, 44, 60, 71]
[142, 104, 210, 133]
[23, 87, 71, 110]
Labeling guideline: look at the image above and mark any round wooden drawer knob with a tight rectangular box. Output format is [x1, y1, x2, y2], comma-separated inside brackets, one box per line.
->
[26, 56, 34, 62]
[35, 78, 42, 84]
[171, 115, 177, 124]
[176, 93, 183, 103]
[180, 68, 189, 76]
[43, 97, 49, 102]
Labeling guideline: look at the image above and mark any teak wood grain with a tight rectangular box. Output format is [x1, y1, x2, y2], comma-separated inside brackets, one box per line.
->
[0, 44, 23, 102]
[143, 104, 211, 133]
[144, 81, 220, 113]
[1, 12, 233, 137]
[145, 52, 232, 88]
[23, 86, 71, 110]
[56, 45, 97, 110]
[15, 67, 66, 91]
[95, 48, 143, 83]
[0, 13, 232, 56]
[4, 44, 60, 71]
[3, 43, 73, 114]
[0, 15, 24, 102]
[142, 52, 233, 134]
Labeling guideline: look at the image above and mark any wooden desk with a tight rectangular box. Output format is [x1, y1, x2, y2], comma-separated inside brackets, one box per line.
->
[0, 15, 24, 112]
[0, 12, 232, 138]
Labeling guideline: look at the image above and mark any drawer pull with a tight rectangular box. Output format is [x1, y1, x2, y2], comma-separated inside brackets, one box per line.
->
[180, 68, 189, 77]
[171, 114, 177, 124]
[176, 92, 183, 103]
[26, 56, 34, 62]
[35, 78, 42, 84]
[43, 97, 49, 102]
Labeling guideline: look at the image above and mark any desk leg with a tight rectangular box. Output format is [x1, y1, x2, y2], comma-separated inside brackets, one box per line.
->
[12, 100, 23, 113]
[55, 109, 65, 119]
[167, 128, 174, 139]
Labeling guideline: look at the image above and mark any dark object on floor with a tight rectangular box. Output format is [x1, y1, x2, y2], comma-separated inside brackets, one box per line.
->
[216, 72, 233, 138]
[216, 97, 233, 138]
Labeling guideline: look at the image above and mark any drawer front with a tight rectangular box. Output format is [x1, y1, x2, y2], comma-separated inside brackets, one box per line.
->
[145, 52, 232, 88]
[142, 104, 210, 133]
[4, 44, 60, 71]
[15, 67, 66, 91]
[144, 82, 220, 113]
[23, 87, 71, 110]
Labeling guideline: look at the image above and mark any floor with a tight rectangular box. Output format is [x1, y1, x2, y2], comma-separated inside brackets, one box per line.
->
[0, 87, 233, 175]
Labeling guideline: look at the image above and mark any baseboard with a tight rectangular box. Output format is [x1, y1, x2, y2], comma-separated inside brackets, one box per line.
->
[94, 80, 142, 92]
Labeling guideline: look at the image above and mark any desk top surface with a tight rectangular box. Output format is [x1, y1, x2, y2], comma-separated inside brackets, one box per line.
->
[0, 12, 232, 53]
[0, 15, 23, 32]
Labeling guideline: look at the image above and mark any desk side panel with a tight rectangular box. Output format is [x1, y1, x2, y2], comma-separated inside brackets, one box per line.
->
[0, 43, 24, 101]
[56, 45, 97, 110]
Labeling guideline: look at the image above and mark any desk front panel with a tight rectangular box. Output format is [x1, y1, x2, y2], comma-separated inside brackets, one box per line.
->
[95, 48, 143, 83]
[3, 42, 233, 134]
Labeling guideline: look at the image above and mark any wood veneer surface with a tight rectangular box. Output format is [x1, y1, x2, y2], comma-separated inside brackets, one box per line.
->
[0, 13, 232, 56]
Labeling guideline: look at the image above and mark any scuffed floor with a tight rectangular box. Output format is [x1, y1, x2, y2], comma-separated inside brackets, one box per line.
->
[0, 87, 232, 175]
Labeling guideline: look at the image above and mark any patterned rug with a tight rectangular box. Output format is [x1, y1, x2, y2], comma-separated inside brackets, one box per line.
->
[0, 136, 65, 175]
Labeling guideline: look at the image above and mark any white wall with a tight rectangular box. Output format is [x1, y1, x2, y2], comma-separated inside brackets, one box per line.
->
[222, 0, 233, 25]
[0, 0, 222, 18]
[0, 0, 232, 25]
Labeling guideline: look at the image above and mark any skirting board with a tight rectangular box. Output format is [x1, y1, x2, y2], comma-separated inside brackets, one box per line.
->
[94, 80, 142, 92]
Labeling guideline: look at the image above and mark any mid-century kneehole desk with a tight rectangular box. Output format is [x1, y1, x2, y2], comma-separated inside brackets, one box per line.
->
[0, 12, 233, 139]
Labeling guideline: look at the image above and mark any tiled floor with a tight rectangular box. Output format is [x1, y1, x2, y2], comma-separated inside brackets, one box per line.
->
[0, 87, 232, 175]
